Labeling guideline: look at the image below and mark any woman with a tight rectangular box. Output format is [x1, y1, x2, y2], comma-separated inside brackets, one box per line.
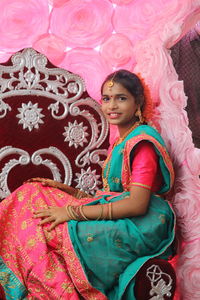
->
[0, 70, 175, 300]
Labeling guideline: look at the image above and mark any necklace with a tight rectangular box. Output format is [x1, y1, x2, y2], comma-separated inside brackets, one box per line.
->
[102, 122, 140, 191]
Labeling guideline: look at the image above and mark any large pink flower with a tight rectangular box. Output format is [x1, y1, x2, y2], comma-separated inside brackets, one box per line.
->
[113, 0, 167, 44]
[48, 0, 70, 8]
[109, 0, 133, 5]
[0, 0, 49, 52]
[33, 34, 66, 66]
[60, 48, 112, 101]
[0, 52, 13, 63]
[50, 0, 114, 48]
[100, 33, 135, 69]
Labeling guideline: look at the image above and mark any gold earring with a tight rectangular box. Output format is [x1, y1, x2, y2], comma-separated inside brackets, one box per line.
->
[135, 107, 144, 124]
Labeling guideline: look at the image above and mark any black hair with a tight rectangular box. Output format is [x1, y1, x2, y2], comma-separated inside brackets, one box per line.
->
[101, 69, 144, 108]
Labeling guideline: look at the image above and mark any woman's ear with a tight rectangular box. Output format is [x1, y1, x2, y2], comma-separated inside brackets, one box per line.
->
[136, 95, 145, 110]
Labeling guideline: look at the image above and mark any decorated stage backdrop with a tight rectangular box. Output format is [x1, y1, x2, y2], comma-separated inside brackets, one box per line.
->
[0, 0, 200, 299]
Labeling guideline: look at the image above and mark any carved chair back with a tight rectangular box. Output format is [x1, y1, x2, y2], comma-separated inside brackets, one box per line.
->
[0, 48, 109, 200]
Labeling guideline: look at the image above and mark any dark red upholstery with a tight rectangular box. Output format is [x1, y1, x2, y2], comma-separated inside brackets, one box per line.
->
[0, 48, 109, 200]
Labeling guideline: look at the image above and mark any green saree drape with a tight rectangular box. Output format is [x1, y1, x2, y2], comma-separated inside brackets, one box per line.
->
[68, 125, 175, 300]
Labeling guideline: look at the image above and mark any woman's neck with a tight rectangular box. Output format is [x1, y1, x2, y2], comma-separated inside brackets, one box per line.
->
[118, 122, 140, 140]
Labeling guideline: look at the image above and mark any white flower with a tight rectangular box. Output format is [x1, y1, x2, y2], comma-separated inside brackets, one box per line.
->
[75, 167, 101, 194]
[16, 101, 44, 131]
[63, 120, 89, 148]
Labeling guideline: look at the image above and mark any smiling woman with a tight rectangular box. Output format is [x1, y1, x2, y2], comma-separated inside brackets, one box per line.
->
[0, 69, 175, 299]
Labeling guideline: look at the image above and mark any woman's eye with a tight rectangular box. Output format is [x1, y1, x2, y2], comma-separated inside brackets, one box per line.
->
[102, 97, 110, 102]
[118, 96, 127, 101]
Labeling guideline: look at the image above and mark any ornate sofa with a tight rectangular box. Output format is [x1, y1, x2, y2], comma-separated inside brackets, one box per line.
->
[0, 48, 176, 300]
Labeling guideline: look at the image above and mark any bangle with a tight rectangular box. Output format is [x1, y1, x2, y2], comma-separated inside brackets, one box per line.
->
[96, 205, 104, 220]
[79, 205, 89, 221]
[73, 206, 83, 220]
[108, 202, 112, 220]
[66, 205, 78, 220]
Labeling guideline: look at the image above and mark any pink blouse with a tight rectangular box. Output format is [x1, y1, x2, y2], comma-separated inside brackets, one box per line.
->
[130, 141, 163, 192]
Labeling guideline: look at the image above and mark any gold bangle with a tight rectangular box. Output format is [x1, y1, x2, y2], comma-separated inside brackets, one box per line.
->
[79, 205, 89, 221]
[108, 202, 112, 220]
[96, 205, 103, 220]
[66, 205, 78, 220]
[65, 205, 73, 219]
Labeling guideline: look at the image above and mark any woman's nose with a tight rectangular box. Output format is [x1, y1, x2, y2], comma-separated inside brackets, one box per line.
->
[108, 98, 118, 109]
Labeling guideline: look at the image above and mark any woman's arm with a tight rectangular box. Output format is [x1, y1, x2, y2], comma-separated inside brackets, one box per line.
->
[33, 186, 151, 231]
[77, 185, 151, 220]
[26, 177, 92, 198]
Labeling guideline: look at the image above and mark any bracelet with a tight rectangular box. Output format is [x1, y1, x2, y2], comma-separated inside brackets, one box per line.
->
[108, 202, 112, 220]
[73, 206, 83, 220]
[79, 205, 89, 221]
[66, 205, 78, 220]
[96, 205, 104, 220]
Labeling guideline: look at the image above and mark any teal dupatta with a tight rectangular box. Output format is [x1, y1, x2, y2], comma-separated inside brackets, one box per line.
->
[68, 125, 175, 300]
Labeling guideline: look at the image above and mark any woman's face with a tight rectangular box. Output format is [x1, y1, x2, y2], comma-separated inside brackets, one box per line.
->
[101, 81, 138, 132]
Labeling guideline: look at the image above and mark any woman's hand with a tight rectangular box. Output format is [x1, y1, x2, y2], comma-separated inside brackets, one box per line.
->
[26, 178, 63, 189]
[33, 206, 70, 231]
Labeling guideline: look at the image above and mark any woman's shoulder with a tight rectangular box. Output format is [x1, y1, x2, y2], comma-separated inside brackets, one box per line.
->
[127, 124, 166, 148]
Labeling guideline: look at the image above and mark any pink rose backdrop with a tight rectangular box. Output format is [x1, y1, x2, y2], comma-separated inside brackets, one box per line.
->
[0, 0, 200, 299]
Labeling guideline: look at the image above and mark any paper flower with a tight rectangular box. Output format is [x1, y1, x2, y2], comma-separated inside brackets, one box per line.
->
[50, 0, 113, 48]
[0, 0, 49, 52]
[60, 48, 112, 101]
[33, 34, 66, 66]
[0, 52, 13, 63]
[48, 0, 70, 8]
[100, 33, 135, 69]
[113, 0, 166, 44]
[109, 0, 133, 5]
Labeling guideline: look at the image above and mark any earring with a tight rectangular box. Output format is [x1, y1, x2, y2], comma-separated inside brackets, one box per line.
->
[135, 107, 144, 124]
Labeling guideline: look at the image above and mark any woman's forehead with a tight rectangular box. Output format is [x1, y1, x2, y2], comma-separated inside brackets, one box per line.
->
[102, 81, 129, 95]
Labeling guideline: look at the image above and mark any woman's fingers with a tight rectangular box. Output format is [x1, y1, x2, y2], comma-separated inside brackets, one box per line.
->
[48, 221, 60, 231]
[39, 216, 54, 225]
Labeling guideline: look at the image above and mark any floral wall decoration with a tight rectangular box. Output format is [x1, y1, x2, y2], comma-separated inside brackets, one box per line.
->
[0, 0, 200, 299]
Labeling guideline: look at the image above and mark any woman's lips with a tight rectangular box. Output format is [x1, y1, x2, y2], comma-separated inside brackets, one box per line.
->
[108, 112, 121, 119]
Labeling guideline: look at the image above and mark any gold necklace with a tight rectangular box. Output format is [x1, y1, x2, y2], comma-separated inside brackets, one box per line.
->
[102, 122, 140, 191]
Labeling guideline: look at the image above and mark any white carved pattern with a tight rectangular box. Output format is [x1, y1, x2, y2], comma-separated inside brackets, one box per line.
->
[0, 146, 72, 199]
[63, 120, 89, 148]
[69, 98, 109, 168]
[0, 49, 109, 197]
[75, 167, 101, 195]
[0, 49, 108, 167]
[16, 101, 44, 131]
[0, 98, 11, 118]
[146, 264, 172, 300]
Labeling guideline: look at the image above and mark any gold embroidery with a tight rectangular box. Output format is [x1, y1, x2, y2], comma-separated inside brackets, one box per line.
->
[130, 182, 151, 189]
[159, 214, 166, 224]
[61, 282, 74, 293]
[27, 238, 36, 247]
[0, 272, 9, 285]
[21, 221, 27, 230]
[115, 239, 122, 248]
[17, 191, 25, 202]
[112, 177, 120, 184]
[45, 270, 54, 280]
[87, 236, 94, 242]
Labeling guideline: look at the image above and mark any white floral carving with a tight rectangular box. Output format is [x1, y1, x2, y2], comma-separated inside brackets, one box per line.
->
[147, 264, 172, 300]
[67, 82, 79, 94]
[75, 167, 101, 194]
[16, 101, 44, 131]
[0, 98, 11, 118]
[63, 120, 89, 148]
